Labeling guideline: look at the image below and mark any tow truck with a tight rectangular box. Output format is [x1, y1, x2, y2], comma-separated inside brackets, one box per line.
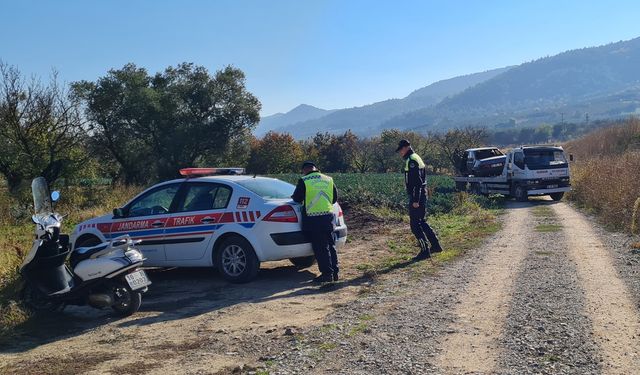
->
[453, 145, 572, 201]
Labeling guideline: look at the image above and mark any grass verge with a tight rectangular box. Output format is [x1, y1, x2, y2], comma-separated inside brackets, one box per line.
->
[534, 224, 563, 232]
[356, 193, 503, 278]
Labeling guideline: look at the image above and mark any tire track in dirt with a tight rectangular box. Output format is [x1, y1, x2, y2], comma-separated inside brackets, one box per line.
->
[498, 202, 600, 374]
[435, 203, 530, 374]
[552, 203, 640, 374]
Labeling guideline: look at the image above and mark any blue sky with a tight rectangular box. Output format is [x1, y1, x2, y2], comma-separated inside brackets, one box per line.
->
[1, 0, 639, 115]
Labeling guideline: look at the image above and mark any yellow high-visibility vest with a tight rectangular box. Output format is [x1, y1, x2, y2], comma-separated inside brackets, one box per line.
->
[302, 172, 334, 216]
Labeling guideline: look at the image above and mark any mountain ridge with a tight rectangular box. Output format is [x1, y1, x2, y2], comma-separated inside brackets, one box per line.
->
[261, 66, 510, 138]
[262, 36, 640, 138]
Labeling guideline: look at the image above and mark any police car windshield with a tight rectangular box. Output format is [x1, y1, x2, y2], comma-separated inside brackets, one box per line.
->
[236, 178, 295, 200]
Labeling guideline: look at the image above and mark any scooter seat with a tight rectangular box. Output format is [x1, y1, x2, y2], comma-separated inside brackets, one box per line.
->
[71, 243, 108, 268]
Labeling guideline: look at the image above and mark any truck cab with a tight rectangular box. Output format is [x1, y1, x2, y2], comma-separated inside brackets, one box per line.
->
[507, 146, 571, 201]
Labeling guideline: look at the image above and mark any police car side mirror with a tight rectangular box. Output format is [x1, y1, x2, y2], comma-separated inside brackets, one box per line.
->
[569, 154, 574, 162]
[113, 208, 125, 218]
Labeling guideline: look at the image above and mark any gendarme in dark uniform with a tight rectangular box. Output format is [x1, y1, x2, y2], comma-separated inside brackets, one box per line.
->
[396, 139, 443, 260]
[291, 161, 339, 282]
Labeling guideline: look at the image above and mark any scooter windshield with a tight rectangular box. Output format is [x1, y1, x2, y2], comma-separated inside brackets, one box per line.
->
[32, 177, 53, 215]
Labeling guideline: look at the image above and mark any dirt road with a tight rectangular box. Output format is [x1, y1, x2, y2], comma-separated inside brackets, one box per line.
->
[271, 200, 640, 374]
[2, 200, 640, 375]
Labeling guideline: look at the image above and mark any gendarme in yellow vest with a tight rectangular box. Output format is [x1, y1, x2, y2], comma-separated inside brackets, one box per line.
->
[302, 171, 334, 216]
[404, 153, 426, 171]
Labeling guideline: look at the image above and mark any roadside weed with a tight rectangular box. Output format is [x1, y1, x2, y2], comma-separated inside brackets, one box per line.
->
[535, 224, 563, 232]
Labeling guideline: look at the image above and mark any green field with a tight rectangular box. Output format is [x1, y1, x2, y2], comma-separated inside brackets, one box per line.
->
[274, 173, 458, 214]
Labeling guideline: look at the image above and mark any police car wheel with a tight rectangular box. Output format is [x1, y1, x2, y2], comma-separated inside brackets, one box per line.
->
[289, 256, 316, 269]
[216, 236, 259, 283]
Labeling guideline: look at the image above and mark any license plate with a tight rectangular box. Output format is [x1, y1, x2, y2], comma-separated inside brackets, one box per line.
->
[125, 270, 151, 290]
[547, 184, 558, 189]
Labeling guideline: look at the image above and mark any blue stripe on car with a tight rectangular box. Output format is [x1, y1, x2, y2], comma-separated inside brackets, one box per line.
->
[103, 222, 254, 238]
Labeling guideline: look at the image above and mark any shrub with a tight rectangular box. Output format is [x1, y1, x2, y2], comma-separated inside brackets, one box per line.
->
[565, 118, 640, 232]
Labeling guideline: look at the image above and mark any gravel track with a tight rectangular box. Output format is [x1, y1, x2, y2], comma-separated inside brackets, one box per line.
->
[498, 202, 600, 374]
[436, 204, 529, 374]
[553, 203, 640, 374]
[3, 200, 639, 375]
[272, 201, 640, 375]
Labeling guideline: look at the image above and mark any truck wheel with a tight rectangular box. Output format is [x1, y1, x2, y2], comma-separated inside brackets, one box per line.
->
[513, 185, 528, 202]
[550, 192, 565, 201]
[215, 236, 260, 283]
[290, 256, 316, 269]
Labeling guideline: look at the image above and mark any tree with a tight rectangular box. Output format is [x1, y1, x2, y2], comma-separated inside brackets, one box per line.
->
[352, 137, 376, 173]
[71, 64, 156, 184]
[327, 130, 358, 172]
[371, 129, 405, 172]
[73, 63, 261, 183]
[431, 127, 488, 173]
[199, 128, 253, 168]
[0, 62, 87, 191]
[246, 131, 302, 173]
[305, 131, 359, 173]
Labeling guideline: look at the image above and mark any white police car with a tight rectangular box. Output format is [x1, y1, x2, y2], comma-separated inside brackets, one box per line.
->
[70, 168, 348, 283]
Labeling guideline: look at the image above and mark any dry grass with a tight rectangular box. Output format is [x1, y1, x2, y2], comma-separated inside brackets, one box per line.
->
[565, 118, 640, 160]
[565, 118, 640, 232]
[0, 184, 140, 338]
[535, 224, 563, 232]
[0, 352, 118, 375]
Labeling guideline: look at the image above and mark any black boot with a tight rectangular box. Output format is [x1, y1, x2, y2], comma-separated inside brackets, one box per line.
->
[413, 250, 431, 261]
[313, 274, 334, 283]
[413, 239, 431, 261]
[430, 244, 443, 253]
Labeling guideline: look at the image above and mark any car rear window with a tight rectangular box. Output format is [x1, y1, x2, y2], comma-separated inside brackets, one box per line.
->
[235, 178, 295, 199]
[475, 148, 503, 159]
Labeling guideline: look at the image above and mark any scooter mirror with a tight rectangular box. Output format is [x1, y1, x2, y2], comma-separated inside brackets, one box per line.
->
[31, 215, 39, 224]
[51, 191, 60, 202]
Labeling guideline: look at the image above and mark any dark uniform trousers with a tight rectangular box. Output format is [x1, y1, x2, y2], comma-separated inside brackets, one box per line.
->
[409, 194, 441, 252]
[304, 214, 338, 276]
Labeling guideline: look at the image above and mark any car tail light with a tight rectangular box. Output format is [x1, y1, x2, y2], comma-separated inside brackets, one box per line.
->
[263, 205, 298, 223]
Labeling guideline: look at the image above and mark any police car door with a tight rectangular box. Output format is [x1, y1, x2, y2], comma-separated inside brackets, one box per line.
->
[110, 183, 181, 264]
[164, 182, 233, 261]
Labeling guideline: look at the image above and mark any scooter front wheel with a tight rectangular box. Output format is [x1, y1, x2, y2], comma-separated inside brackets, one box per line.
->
[111, 281, 142, 317]
[21, 283, 63, 313]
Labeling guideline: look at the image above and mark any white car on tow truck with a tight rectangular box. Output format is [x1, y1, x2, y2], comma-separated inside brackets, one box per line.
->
[70, 168, 348, 283]
[454, 146, 571, 201]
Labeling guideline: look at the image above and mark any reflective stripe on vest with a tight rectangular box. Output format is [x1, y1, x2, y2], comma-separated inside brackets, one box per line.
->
[404, 153, 426, 171]
[302, 172, 334, 216]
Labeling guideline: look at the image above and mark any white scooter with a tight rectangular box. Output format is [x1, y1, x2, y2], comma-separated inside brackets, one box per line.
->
[20, 177, 151, 316]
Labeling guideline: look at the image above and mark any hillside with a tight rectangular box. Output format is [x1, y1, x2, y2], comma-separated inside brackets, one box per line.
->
[382, 37, 640, 131]
[266, 67, 510, 138]
[267, 37, 640, 137]
[255, 104, 336, 135]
